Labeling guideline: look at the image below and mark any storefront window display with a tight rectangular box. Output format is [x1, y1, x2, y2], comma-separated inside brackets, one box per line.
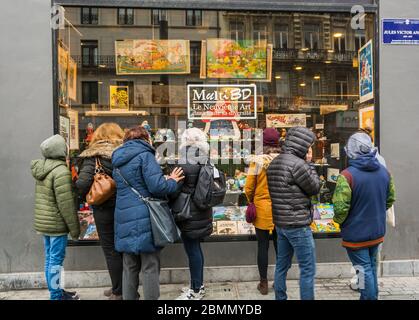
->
[55, 7, 376, 243]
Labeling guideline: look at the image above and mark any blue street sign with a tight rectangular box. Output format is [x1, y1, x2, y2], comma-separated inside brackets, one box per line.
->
[382, 19, 419, 44]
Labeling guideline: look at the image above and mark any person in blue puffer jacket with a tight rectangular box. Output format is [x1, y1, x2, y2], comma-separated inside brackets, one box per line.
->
[112, 125, 184, 300]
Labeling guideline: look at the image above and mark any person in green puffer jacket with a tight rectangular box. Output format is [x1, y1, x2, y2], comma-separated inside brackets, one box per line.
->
[31, 134, 80, 300]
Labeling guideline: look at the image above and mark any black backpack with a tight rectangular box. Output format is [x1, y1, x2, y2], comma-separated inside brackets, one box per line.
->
[192, 163, 226, 210]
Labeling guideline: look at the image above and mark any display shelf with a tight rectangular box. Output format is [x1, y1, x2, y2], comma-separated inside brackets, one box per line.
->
[85, 110, 150, 117]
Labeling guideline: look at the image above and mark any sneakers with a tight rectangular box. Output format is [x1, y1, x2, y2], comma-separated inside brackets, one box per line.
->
[181, 285, 205, 296]
[176, 288, 205, 300]
[62, 290, 80, 300]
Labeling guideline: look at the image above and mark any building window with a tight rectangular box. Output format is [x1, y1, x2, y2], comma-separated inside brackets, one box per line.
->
[152, 81, 169, 104]
[253, 22, 267, 42]
[190, 41, 201, 67]
[274, 24, 288, 49]
[230, 21, 244, 41]
[355, 30, 366, 51]
[275, 72, 290, 97]
[303, 24, 320, 50]
[306, 79, 321, 98]
[81, 40, 98, 67]
[336, 78, 348, 100]
[152, 9, 167, 25]
[82, 81, 98, 104]
[333, 31, 346, 52]
[186, 10, 202, 26]
[118, 8, 134, 25]
[81, 7, 98, 25]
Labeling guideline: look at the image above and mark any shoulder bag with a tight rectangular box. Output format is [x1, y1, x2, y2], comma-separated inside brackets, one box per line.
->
[86, 158, 116, 206]
[245, 166, 258, 223]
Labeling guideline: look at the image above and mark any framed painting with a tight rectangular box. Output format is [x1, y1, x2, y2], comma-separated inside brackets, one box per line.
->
[67, 56, 77, 102]
[110, 86, 129, 110]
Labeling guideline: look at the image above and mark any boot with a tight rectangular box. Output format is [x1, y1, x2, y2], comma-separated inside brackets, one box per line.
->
[104, 288, 112, 297]
[109, 293, 123, 300]
[257, 279, 268, 295]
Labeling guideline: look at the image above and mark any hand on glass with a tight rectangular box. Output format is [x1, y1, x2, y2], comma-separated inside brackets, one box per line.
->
[168, 167, 184, 182]
[306, 147, 313, 163]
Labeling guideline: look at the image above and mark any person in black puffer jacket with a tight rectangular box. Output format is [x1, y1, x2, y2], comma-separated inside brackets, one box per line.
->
[267, 126, 320, 301]
[75, 122, 124, 300]
[169, 128, 212, 300]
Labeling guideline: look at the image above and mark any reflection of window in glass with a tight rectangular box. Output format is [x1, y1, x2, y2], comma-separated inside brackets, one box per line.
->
[253, 22, 267, 42]
[190, 41, 201, 67]
[336, 77, 348, 100]
[186, 10, 202, 26]
[81, 7, 98, 25]
[230, 21, 244, 41]
[152, 9, 167, 25]
[303, 24, 320, 50]
[306, 79, 320, 98]
[274, 24, 288, 49]
[333, 32, 346, 52]
[152, 81, 169, 104]
[118, 8, 134, 25]
[275, 72, 290, 97]
[81, 40, 98, 67]
[116, 81, 134, 106]
[355, 30, 366, 51]
[82, 81, 98, 104]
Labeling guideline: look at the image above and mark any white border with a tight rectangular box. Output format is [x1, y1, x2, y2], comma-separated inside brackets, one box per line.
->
[187, 84, 257, 120]
[358, 39, 374, 104]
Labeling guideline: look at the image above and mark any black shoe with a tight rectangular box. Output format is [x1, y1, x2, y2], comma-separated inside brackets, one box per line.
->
[62, 290, 80, 300]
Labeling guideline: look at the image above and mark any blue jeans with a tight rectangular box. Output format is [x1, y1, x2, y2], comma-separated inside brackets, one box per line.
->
[274, 226, 316, 300]
[43, 235, 68, 300]
[182, 235, 204, 292]
[346, 245, 379, 300]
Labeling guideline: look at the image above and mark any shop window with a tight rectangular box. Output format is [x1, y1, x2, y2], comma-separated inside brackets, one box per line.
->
[152, 9, 167, 26]
[118, 8, 134, 25]
[81, 7, 98, 25]
[355, 30, 366, 51]
[230, 21, 245, 41]
[303, 23, 320, 50]
[333, 31, 346, 52]
[190, 41, 201, 67]
[186, 10, 202, 26]
[274, 24, 288, 49]
[82, 81, 98, 104]
[81, 40, 98, 67]
[253, 22, 267, 42]
[275, 72, 290, 97]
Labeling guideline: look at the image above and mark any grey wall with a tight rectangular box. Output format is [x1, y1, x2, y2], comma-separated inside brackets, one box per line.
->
[380, 0, 419, 260]
[0, 0, 54, 273]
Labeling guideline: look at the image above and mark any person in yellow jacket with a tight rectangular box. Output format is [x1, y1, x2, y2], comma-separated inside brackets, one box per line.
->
[245, 128, 280, 295]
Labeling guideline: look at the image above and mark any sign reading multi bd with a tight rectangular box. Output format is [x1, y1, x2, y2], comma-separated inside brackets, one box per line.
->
[187, 84, 257, 120]
[383, 19, 419, 45]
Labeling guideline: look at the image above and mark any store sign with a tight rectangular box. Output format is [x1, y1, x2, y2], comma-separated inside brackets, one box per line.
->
[383, 19, 419, 45]
[187, 84, 257, 120]
[336, 111, 358, 128]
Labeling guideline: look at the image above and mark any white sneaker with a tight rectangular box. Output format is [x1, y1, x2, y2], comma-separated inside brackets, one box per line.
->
[176, 288, 205, 300]
[181, 285, 205, 296]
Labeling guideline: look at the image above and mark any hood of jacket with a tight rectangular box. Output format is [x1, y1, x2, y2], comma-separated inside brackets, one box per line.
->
[281, 127, 315, 159]
[40, 134, 67, 160]
[247, 153, 279, 170]
[79, 139, 122, 159]
[349, 149, 381, 172]
[112, 139, 155, 168]
[31, 159, 66, 181]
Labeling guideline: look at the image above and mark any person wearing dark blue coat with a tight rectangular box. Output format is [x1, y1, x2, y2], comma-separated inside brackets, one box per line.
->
[112, 126, 184, 300]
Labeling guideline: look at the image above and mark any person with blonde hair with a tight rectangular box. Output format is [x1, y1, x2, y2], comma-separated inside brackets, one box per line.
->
[76, 122, 125, 300]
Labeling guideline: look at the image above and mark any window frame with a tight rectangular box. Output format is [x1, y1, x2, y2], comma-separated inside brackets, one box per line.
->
[117, 8, 134, 25]
[80, 7, 98, 25]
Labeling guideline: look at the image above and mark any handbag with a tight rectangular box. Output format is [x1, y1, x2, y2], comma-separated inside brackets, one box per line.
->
[170, 192, 192, 222]
[86, 158, 116, 206]
[115, 168, 181, 247]
[245, 168, 258, 223]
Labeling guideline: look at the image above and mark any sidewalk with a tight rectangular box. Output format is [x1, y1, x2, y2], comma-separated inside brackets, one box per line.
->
[2, 277, 419, 300]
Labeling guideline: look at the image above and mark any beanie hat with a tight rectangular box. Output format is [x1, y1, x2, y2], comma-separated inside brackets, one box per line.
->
[263, 128, 280, 147]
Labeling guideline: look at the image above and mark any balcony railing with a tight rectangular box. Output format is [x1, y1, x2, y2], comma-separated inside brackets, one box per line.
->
[71, 55, 116, 69]
[273, 49, 357, 63]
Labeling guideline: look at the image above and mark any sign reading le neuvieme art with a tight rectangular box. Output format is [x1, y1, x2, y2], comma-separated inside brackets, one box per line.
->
[187, 84, 257, 120]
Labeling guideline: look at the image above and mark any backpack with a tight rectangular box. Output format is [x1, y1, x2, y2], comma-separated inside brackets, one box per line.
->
[192, 163, 226, 210]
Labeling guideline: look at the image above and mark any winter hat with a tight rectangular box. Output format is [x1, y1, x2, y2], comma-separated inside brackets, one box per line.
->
[345, 132, 373, 160]
[263, 128, 280, 147]
[179, 127, 209, 155]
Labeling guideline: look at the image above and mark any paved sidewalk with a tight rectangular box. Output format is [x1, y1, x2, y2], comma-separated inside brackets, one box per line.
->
[2, 277, 419, 300]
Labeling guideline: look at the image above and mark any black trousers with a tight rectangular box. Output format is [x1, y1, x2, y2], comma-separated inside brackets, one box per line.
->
[93, 206, 123, 295]
[255, 228, 278, 280]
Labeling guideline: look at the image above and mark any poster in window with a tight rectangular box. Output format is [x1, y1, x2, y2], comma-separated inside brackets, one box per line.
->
[59, 115, 70, 146]
[115, 40, 190, 75]
[358, 40, 374, 103]
[58, 45, 69, 106]
[109, 86, 129, 110]
[205, 39, 269, 80]
[67, 109, 79, 150]
[67, 56, 77, 102]
[359, 105, 375, 142]
[266, 114, 307, 128]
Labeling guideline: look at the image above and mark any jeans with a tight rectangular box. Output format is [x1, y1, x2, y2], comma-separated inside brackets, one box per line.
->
[122, 251, 160, 300]
[182, 235, 204, 292]
[43, 235, 68, 300]
[93, 207, 123, 295]
[255, 228, 278, 279]
[274, 226, 316, 300]
[346, 245, 379, 300]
